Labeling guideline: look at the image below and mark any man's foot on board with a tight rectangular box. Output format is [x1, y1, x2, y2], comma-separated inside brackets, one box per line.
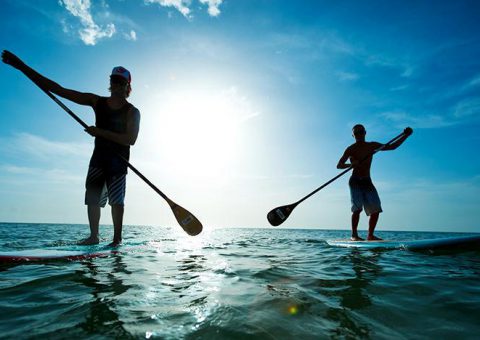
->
[351, 235, 364, 241]
[108, 240, 122, 247]
[77, 237, 99, 245]
[367, 235, 383, 241]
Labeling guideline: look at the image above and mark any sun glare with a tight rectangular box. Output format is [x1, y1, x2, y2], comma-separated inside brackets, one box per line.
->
[144, 87, 253, 180]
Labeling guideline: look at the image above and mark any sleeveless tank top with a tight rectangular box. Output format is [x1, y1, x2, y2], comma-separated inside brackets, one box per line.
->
[93, 97, 132, 160]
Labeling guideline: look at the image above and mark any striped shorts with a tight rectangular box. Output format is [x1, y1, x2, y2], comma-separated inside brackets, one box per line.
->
[85, 167, 126, 207]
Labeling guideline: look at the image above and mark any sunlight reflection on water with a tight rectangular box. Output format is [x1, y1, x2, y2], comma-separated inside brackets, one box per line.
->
[0, 224, 479, 338]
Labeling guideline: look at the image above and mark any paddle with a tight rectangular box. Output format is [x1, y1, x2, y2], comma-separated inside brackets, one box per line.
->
[267, 131, 406, 226]
[17, 71, 203, 236]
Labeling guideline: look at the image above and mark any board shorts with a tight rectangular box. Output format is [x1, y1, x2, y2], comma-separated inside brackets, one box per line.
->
[85, 150, 127, 207]
[349, 176, 382, 216]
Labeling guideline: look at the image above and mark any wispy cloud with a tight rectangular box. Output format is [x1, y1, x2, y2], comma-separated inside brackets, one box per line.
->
[453, 97, 480, 118]
[1, 165, 35, 175]
[267, 32, 355, 56]
[379, 95, 480, 130]
[221, 86, 261, 123]
[0, 132, 91, 162]
[59, 0, 115, 45]
[30, 0, 224, 45]
[379, 111, 454, 129]
[458, 73, 480, 93]
[0, 164, 83, 183]
[467, 74, 480, 88]
[145, 0, 192, 18]
[388, 177, 480, 204]
[0, 134, 90, 189]
[145, 0, 223, 19]
[364, 54, 415, 78]
[389, 84, 409, 92]
[336, 71, 359, 82]
[265, 31, 414, 82]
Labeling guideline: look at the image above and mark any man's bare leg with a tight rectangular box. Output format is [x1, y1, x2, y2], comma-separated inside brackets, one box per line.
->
[351, 210, 364, 241]
[367, 212, 382, 241]
[110, 204, 124, 247]
[78, 205, 100, 245]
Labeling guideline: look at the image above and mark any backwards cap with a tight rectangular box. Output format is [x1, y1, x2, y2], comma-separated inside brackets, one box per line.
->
[111, 66, 131, 83]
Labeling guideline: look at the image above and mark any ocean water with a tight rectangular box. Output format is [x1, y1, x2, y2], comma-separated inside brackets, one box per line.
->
[0, 223, 479, 339]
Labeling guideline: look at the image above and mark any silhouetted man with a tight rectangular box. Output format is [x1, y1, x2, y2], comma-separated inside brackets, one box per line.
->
[337, 124, 412, 241]
[2, 50, 140, 246]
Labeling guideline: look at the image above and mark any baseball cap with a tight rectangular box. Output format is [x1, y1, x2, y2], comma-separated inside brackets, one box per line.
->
[111, 66, 131, 83]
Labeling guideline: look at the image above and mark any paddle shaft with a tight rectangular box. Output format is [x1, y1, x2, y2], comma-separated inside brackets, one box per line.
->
[294, 131, 406, 206]
[37, 85, 175, 206]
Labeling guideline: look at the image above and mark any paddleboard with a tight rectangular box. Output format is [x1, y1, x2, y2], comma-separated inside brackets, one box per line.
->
[0, 248, 113, 263]
[326, 235, 480, 250]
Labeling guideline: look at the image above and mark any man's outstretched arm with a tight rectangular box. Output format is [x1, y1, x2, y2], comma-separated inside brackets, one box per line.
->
[382, 127, 413, 151]
[2, 50, 98, 107]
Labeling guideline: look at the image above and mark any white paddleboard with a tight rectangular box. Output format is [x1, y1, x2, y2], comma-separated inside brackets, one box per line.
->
[326, 235, 480, 250]
[0, 248, 113, 263]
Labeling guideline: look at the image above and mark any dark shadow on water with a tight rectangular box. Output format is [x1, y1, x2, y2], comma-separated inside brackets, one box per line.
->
[341, 249, 381, 308]
[72, 253, 135, 338]
[167, 254, 207, 299]
[325, 249, 382, 339]
[2, 253, 137, 338]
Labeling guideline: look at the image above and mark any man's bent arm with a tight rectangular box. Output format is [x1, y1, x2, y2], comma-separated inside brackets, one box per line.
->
[337, 149, 352, 169]
[86, 108, 140, 146]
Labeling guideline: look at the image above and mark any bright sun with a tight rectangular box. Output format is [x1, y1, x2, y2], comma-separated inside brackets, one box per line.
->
[144, 87, 253, 180]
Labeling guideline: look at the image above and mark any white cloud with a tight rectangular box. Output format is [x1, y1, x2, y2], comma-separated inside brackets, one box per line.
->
[199, 0, 223, 17]
[124, 30, 137, 41]
[145, 0, 224, 18]
[145, 0, 192, 18]
[59, 0, 115, 45]
[58, 0, 224, 43]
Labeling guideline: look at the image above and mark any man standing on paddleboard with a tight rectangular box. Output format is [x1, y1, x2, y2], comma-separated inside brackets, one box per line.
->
[2, 50, 140, 246]
[337, 124, 412, 241]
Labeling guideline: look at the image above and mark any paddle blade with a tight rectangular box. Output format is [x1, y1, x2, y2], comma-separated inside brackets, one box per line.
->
[170, 204, 203, 236]
[267, 203, 296, 226]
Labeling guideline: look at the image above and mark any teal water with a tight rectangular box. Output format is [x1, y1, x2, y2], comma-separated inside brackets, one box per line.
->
[0, 223, 479, 339]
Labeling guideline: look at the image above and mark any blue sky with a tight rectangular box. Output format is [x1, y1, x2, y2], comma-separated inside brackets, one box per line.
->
[0, 0, 479, 232]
